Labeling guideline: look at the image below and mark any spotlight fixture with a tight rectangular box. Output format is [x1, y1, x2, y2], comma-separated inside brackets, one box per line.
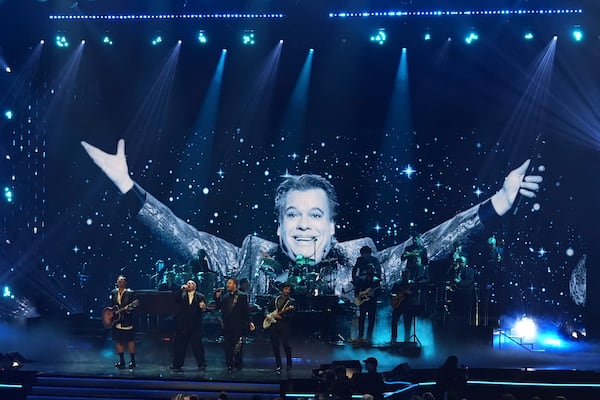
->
[102, 34, 113, 45]
[464, 31, 479, 44]
[197, 30, 208, 44]
[151, 35, 163, 46]
[524, 32, 534, 40]
[571, 26, 583, 42]
[55, 34, 69, 48]
[370, 28, 387, 45]
[424, 32, 431, 41]
[242, 30, 255, 46]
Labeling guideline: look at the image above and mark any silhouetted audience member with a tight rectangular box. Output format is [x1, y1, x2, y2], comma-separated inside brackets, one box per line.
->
[422, 392, 436, 400]
[436, 355, 467, 400]
[352, 357, 385, 400]
[499, 393, 516, 400]
[330, 365, 355, 400]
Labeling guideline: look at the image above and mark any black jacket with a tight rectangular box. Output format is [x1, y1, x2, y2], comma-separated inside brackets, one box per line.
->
[174, 290, 206, 333]
[215, 290, 250, 332]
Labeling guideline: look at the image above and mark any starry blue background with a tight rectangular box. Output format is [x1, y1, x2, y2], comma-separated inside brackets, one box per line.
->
[0, 0, 598, 337]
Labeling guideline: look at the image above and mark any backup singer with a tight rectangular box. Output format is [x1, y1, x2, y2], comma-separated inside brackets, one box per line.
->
[266, 282, 295, 373]
[170, 280, 207, 372]
[110, 275, 137, 369]
[214, 278, 255, 372]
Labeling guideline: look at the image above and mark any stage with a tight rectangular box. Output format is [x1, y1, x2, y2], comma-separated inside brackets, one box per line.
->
[2, 318, 600, 400]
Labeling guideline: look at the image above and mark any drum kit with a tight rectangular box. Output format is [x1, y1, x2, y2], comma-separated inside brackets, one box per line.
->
[258, 255, 338, 298]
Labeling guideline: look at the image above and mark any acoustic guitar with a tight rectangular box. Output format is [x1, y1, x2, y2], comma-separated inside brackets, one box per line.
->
[101, 299, 139, 329]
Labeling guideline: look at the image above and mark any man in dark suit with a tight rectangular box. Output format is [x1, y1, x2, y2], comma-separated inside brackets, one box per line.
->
[170, 279, 207, 372]
[214, 277, 255, 372]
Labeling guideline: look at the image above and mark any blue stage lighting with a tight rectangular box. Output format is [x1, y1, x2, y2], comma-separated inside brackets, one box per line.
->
[370, 28, 387, 45]
[197, 30, 208, 44]
[4, 110, 12, 120]
[242, 30, 255, 46]
[571, 27, 583, 42]
[464, 32, 479, 44]
[55, 34, 69, 48]
[5, 67, 11, 73]
[151, 35, 163, 46]
[2, 286, 12, 298]
[102, 35, 113, 45]
[4, 187, 13, 203]
[424, 32, 431, 41]
[524, 32, 534, 40]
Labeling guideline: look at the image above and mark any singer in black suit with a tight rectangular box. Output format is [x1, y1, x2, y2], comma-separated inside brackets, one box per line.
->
[214, 277, 255, 372]
[170, 280, 207, 372]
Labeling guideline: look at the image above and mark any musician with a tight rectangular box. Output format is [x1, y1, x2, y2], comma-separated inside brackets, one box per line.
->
[390, 270, 416, 343]
[110, 275, 137, 369]
[266, 282, 295, 373]
[171, 280, 207, 372]
[81, 140, 542, 302]
[158, 270, 179, 292]
[354, 264, 381, 343]
[352, 246, 382, 284]
[401, 234, 429, 269]
[188, 248, 210, 279]
[214, 277, 255, 372]
[449, 256, 475, 323]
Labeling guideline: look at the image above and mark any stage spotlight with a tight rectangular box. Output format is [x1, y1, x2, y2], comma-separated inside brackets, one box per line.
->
[151, 35, 163, 46]
[4, 110, 12, 120]
[242, 30, 255, 46]
[571, 27, 583, 42]
[424, 32, 431, 41]
[464, 31, 479, 44]
[5, 66, 11, 73]
[102, 35, 113, 45]
[197, 30, 207, 44]
[524, 32, 534, 40]
[370, 28, 387, 45]
[55, 34, 69, 48]
[513, 316, 537, 342]
[3, 187, 13, 203]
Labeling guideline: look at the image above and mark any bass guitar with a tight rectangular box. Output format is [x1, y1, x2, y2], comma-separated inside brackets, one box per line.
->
[102, 299, 139, 329]
[354, 286, 381, 306]
[262, 305, 295, 329]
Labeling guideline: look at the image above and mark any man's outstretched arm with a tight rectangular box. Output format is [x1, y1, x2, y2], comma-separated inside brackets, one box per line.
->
[378, 159, 543, 281]
[81, 139, 242, 275]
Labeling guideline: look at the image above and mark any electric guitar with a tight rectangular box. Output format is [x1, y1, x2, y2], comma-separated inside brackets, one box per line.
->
[262, 305, 295, 329]
[354, 286, 381, 306]
[390, 286, 412, 309]
[101, 299, 139, 329]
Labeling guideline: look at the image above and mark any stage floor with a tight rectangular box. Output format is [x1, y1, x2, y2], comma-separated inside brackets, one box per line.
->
[3, 319, 600, 400]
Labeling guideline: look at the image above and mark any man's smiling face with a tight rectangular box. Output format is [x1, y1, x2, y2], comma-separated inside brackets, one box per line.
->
[277, 188, 335, 263]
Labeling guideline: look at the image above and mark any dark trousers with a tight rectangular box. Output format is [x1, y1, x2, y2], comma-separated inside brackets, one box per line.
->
[269, 322, 292, 368]
[358, 300, 377, 340]
[172, 328, 205, 368]
[223, 330, 244, 369]
[391, 304, 414, 342]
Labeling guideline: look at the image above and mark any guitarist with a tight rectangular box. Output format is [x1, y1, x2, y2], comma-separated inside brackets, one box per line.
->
[390, 270, 415, 343]
[266, 282, 295, 373]
[109, 275, 137, 369]
[352, 246, 381, 343]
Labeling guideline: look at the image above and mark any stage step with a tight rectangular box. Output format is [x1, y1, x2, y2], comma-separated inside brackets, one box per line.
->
[28, 376, 281, 400]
